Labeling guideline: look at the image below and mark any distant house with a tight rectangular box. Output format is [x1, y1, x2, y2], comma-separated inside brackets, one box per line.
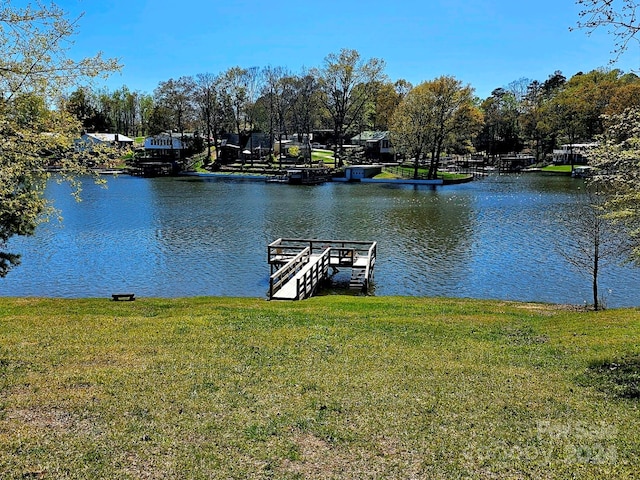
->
[75, 132, 134, 151]
[218, 134, 241, 163]
[552, 143, 597, 165]
[243, 133, 274, 160]
[144, 132, 197, 159]
[241, 133, 310, 160]
[351, 131, 394, 160]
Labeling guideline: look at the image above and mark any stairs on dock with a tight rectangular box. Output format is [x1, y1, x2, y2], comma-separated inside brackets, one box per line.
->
[349, 268, 367, 290]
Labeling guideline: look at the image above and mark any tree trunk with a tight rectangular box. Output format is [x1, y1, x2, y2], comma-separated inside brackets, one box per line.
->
[205, 109, 212, 165]
[428, 148, 438, 180]
[593, 241, 600, 310]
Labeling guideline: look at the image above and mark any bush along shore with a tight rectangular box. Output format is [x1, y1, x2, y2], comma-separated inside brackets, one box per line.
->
[1, 296, 638, 478]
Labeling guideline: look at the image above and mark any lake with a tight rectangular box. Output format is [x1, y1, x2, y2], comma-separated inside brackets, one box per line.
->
[2, 173, 639, 307]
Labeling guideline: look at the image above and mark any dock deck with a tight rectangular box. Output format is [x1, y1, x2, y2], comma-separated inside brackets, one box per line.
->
[268, 238, 376, 300]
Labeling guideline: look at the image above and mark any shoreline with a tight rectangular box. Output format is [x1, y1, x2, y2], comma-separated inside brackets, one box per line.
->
[0, 294, 631, 310]
[179, 171, 474, 185]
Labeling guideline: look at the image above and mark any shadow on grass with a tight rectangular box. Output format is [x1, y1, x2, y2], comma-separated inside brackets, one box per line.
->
[583, 355, 640, 400]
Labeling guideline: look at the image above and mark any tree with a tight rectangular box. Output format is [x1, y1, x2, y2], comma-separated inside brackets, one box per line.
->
[575, 0, 640, 61]
[588, 107, 640, 261]
[559, 185, 630, 310]
[220, 67, 249, 136]
[605, 74, 640, 114]
[391, 76, 482, 179]
[153, 77, 196, 136]
[287, 70, 320, 164]
[476, 88, 522, 156]
[261, 66, 291, 167]
[65, 87, 111, 132]
[315, 49, 386, 167]
[390, 83, 437, 178]
[366, 79, 412, 131]
[0, 2, 119, 277]
[194, 72, 224, 165]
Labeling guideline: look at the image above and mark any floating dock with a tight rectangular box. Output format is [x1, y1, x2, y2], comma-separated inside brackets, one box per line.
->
[267, 238, 377, 300]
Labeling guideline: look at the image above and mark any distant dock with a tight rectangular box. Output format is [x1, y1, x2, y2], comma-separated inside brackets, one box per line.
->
[267, 238, 377, 300]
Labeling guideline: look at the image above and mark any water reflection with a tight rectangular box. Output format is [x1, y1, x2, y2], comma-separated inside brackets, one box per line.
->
[1, 174, 639, 307]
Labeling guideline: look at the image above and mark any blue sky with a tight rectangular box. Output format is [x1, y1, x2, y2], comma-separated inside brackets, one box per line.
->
[55, 0, 639, 99]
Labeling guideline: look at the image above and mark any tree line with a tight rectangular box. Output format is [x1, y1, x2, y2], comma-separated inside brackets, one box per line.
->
[62, 52, 640, 174]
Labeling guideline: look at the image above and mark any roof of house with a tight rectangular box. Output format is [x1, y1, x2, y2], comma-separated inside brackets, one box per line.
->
[243, 133, 272, 150]
[350, 131, 390, 143]
[83, 133, 134, 143]
[149, 132, 197, 139]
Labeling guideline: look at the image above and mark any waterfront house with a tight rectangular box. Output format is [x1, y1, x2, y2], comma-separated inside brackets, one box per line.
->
[144, 132, 196, 159]
[243, 133, 273, 160]
[219, 134, 241, 163]
[552, 143, 597, 165]
[351, 131, 394, 161]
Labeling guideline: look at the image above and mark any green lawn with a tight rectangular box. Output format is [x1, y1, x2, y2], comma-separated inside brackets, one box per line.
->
[311, 149, 335, 167]
[384, 165, 469, 181]
[1, 296, 638, 478]
[541, 164, 574, 173]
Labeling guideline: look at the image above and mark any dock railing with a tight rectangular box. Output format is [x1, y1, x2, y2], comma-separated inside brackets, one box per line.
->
[269, 238, 374, 264]
[363, 241, 377, 290]
[296, 247, 331, 300]
[269, 247, 310, 299]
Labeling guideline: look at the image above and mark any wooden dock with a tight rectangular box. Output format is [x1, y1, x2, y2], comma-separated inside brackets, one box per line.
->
[268, 238, 376, 300]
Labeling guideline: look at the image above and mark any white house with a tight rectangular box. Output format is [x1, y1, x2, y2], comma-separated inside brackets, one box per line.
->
[143, 133, 189, 159]
[552, 143, 598, 164]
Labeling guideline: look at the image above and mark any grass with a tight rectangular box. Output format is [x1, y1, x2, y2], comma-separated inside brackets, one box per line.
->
[373, 171, 400, 179]
[1, 296, 638, 478]
[311, 149, 335, 167]
[386, 165, 470, 181]
[541, 165, 573, 173]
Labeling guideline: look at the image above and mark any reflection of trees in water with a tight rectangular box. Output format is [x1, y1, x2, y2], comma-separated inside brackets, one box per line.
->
[262, 184, 397, 242]
[381, 188, 475, 288]
[146, 179, 269, 293]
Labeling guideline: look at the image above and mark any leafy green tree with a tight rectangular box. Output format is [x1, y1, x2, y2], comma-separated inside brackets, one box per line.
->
[366, 79, 412, 131]
[153, 77, 197, 136]
[606, 74, 640, 114]
[0, 2, 119, 277]
[538, 69, 629, 167]
[589, 107, 640, 261]
[519, 72, 567, 161]
[390, 83, 438, 178]
[65, 87, 111, 132]
[476, 88, 522, 156]
[315, 49, 386, 167]
[391, 76, 482, 179]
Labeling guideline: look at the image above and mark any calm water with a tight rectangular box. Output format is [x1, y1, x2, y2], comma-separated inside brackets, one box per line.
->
[2, 174, 640, 307]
